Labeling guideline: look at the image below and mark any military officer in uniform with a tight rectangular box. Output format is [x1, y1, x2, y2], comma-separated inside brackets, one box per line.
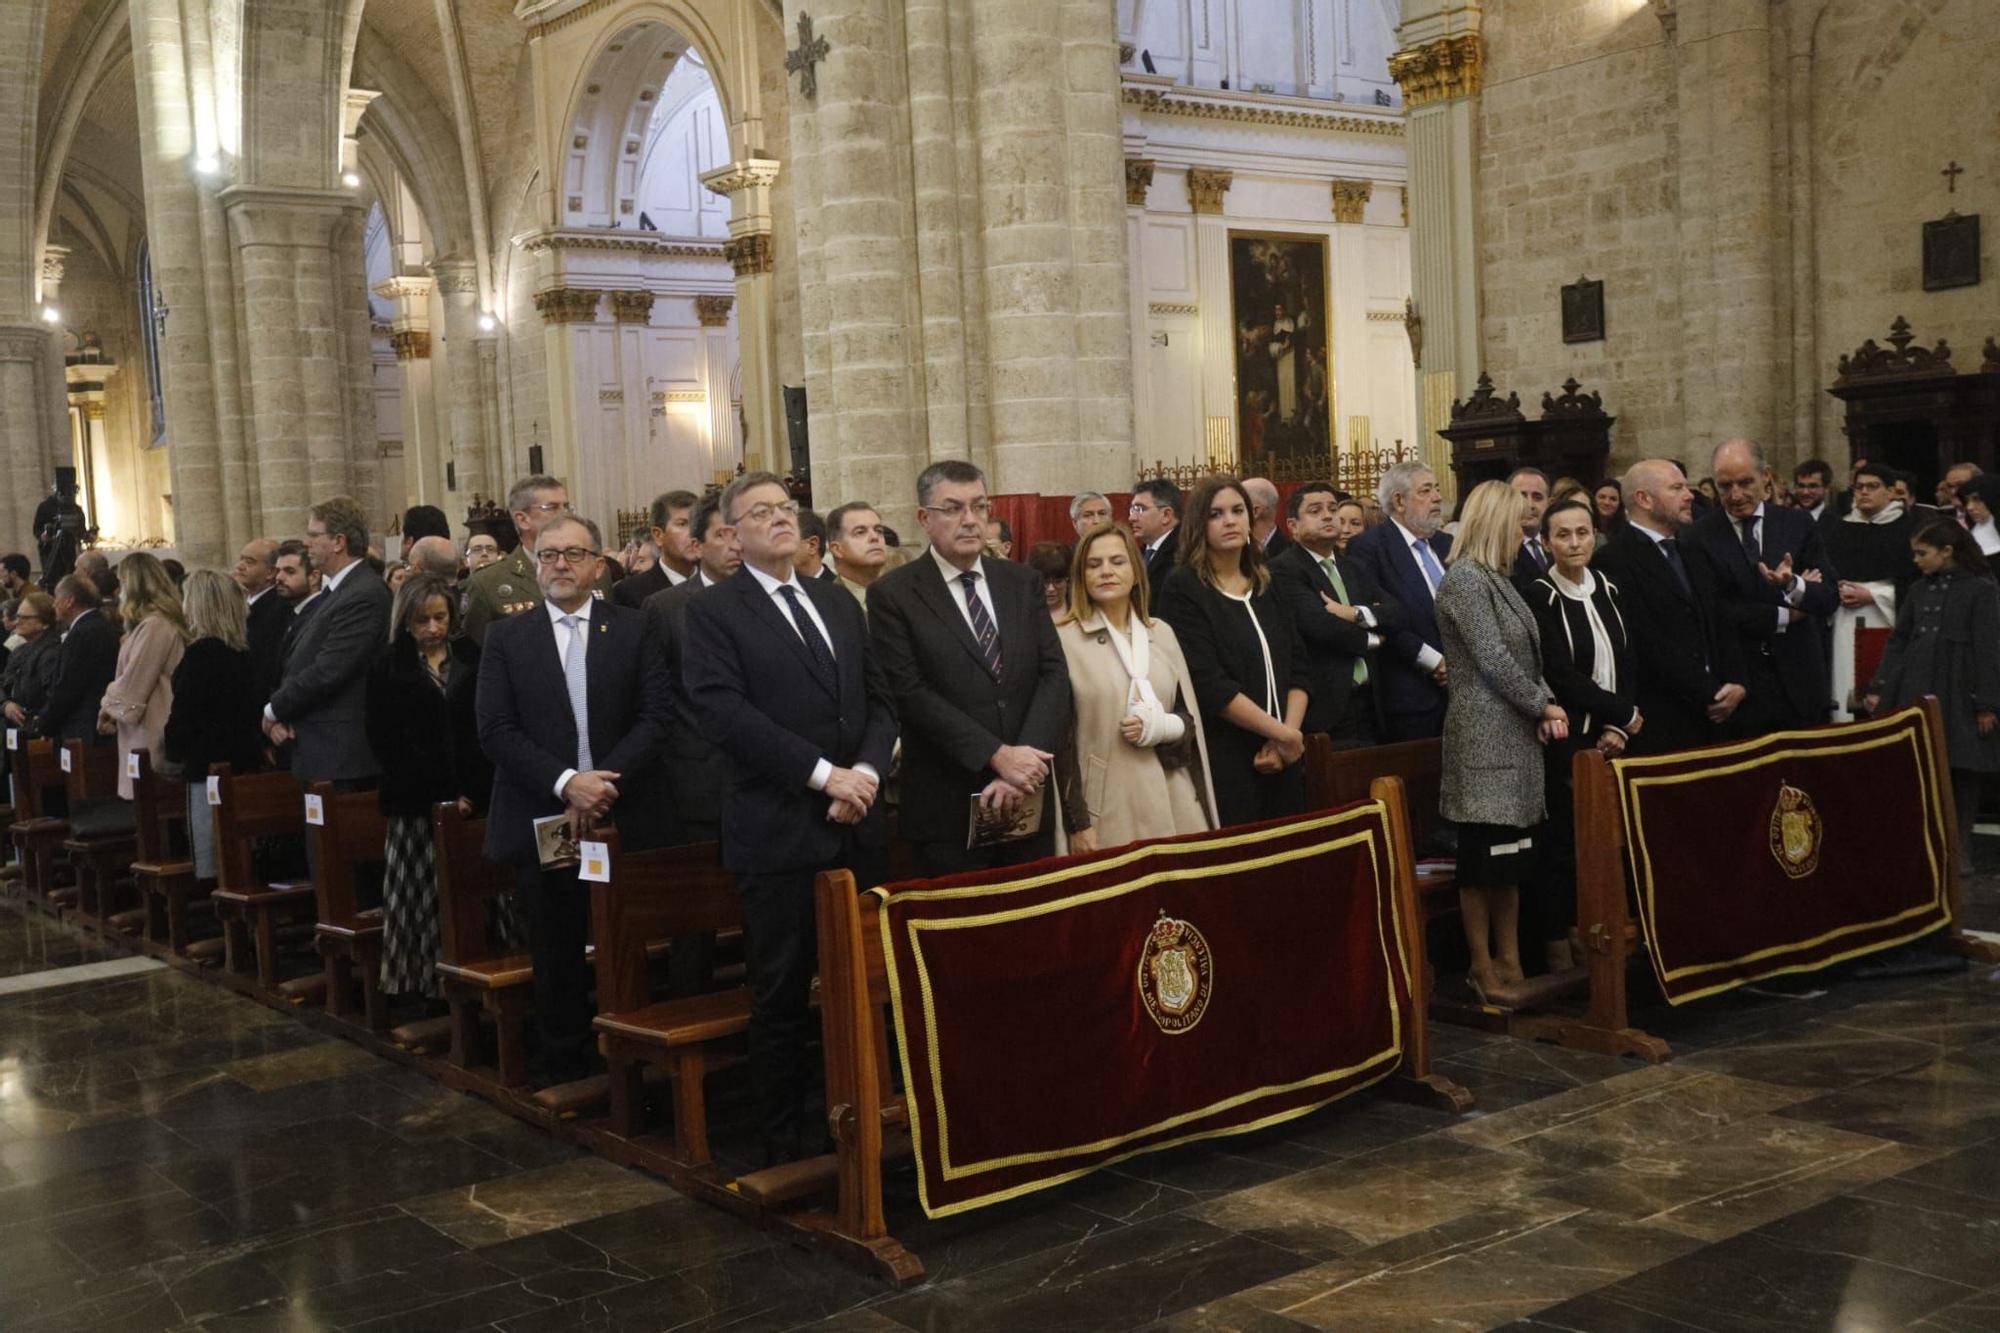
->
[462, 475, 573, 645]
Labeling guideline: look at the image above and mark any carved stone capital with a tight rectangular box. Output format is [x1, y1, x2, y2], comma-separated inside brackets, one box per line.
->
[533, 287, 602, 324]
[428, 259, 480, 297]
[1186, 168, 1233, 216]
[41, 245, 69, 292]
[1125, 158, 1155, 208]
[700, 158, 782, 198]
[1388, 34, 1483, 108]
[390, 329, 432, 360]
[609, 290, 657, 324]
[1330, 179, 1374, 224]
[694, 294, 734, 327]
[83, 401, 108, 421]
[723, 233, 775, 277]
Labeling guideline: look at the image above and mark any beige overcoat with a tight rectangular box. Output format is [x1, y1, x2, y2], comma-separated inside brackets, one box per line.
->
[98, 612, 186, 800]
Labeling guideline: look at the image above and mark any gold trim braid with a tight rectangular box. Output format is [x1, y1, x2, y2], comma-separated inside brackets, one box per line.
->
[1388, 33, 1484, 108]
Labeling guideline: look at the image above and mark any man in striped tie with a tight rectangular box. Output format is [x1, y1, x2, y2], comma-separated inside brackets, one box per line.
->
[869, 461, 1074, 876]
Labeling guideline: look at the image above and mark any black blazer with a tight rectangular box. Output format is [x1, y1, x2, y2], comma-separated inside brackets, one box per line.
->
[867, 553, 1072, 844]
[1592, 524, 1745, 754]
[1141, 529, 1180, 591]
[2, 633, 62, 720]
[162, 637, 265, 781]
[269, 567, 393, 783]
[1155, 567, 1311, 725]
[475, 600, 670, 866]
[365, 636, 491, 818]
[642, 575, 729, 832]
[611, 562, 674, 610]
[1686, 503, 1839, 723]
[1267, 543, 1403, 736]
[32, 608, 120, 743]
[683, 570, 897, 875]
[1345, 520, 1453, 723]
[1512, 538, 1555, 597]
[1524, 574, 1638, 738]
[246, 590, 291, 704]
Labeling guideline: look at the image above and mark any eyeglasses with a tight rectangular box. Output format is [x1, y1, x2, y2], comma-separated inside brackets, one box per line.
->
[535, 547, 600, 567]
[922, 500, 992, 521]
[522, 500, 568, 516]
[728, 501, 801, 526]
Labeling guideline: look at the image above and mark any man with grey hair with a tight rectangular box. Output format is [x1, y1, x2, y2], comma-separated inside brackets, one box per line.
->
[1346, 461, 1454, 739]
[1595, 458, 1747, 753]
[1242, 477, 1290, 558]
[1069, 491, 1112, 536]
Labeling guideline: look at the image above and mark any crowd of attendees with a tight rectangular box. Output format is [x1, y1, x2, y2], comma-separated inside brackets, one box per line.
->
[1, 443, 1990, 1157]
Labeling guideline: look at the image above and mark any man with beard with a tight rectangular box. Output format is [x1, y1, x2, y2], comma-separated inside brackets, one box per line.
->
[1346, 461, 1454, 740]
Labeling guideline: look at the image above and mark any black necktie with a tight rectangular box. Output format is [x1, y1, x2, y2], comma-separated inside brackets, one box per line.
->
[959, 572, 1004, 678]
[776, 585, 837, 690]
[1526, 537, 1547, 571]
[1659, 537, 1693, 597]
[1739, 515, 1760, 567]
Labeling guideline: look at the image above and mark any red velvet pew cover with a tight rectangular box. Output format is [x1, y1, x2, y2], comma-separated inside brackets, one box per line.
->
[1612, 705, 1952, 1005]
[872, 802, 1414, 1218]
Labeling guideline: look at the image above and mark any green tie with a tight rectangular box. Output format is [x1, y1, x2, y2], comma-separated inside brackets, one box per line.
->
[1321, 556, 1368, 686]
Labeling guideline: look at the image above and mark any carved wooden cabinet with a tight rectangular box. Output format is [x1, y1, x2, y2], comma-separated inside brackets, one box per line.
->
[1438, 374, 1615, 495]
[1828, 318, 2000, 499]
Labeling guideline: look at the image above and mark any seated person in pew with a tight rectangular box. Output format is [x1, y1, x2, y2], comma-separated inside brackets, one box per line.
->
[163, 572, 266, 882]
[683, 471, 897, 1165]
[366, 573, 492, 1006]
[477, 514, 669, 1086]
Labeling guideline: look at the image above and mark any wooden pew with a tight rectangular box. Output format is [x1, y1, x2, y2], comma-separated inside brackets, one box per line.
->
[773, 776, 1469, 1287]
[295, 782, 390, 1032]
[1304, 735, 1454, 898]
[434, 802, 534, 1086]
[60, 739, 139, 931]
[7, 737, 69, 904]
[588, 837, 749, 1166]
[129, 750, 202, 956]
[208, 764, 313, 990]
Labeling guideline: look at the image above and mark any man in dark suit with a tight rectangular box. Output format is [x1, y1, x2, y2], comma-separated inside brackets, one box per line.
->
[683, 471, 896, 1160]
[871, 460, 1072, 876]
[235, 538, 289, 704]
[610, 489, 697, 609]
[1509, 467, 1554, 594]
[1688, 439, 1839, 736]
[1128, 478, 1182, 589]
[1595, 459, 1748, 754]
[1345, 461, 1454, 740]
[1270, 482, 1402, 746]
[1791, 458, 1842, 536]
[262, 498, 392, 788]
[30, 574, 120, 743]
[477, 513, 669, 1084]
[1244, 477, 1291, 561]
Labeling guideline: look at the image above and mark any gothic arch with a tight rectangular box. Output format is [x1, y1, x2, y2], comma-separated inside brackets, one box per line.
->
[30, 0, 129, 303]
[350, 32, 477, 270]
[561, 22, 704, 229]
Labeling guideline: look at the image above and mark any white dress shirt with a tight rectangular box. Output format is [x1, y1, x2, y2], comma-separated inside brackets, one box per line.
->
[1389, 519, 1446, 673]
[548, 596, 596, 798]
[1736, 502, 1808, 632]
[742, 561, 876, 793]
[928, 545, 1000, 642]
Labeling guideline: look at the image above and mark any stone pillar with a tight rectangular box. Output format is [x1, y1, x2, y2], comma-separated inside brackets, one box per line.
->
[1124, 158, 1155, 469]
[429, 258, 491, 506]
[700, 160, 782, 475]
[220, 185, 370, 532]
[1390, 11, 1483, 493]
[532, 285, 600, 502]
[475, 334, 504, 501]
[1188, 168, 1236, 466]
[0, 326, 54, 554]
[695, 294, 737, 481]
[376, 275, 438, 509]
[1329, 181, 1378, 453]
[332, 211, 383, 527]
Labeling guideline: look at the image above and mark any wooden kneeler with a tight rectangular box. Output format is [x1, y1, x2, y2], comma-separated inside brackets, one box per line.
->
[775, 775, 1470, 1289]
[130, 751, 201, 956]
[434, 803, 535, 1086]
[208, 765, 313, 992]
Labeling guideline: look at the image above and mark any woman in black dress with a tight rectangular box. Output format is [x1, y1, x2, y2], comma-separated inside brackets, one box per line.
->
[162, 571, 265, 882]
[364, 574, 491, 1002]
[1156, 475, 1310, 827]
[1525, 499, 1640, 972]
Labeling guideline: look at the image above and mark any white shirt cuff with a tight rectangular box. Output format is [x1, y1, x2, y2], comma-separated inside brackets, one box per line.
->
[1415, 645, 1444, 673]
[855, 763, 880, 783]
[263, 703, 277, 725]
[554, 768, 578, 800]
[1355, 606, 1377, 629]
[1366, 632, 1382, 651]
[809, 758, 833, 791]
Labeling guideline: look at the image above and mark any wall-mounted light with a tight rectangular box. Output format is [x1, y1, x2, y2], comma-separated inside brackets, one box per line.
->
[477, 314, 498, 333]
[341, 172, 362, 189]
[193, 155, 222, 177]
[40, 306, 62, 325]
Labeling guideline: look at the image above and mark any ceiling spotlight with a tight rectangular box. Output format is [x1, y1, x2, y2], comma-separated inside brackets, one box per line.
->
[341, 171, 362, 189]
[193, 155, 221, 176]
[41, 306, 62, 325]
[477, 314, 498, 333]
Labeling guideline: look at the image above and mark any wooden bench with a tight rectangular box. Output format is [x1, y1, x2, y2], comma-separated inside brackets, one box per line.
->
[588, 837, 748, 1165]
[1305, 734, 1454, 897]
[60, 739, 139, 931]
[295, 783, 390, 1032]
[208, 764, 313, 990]
[434, 802, 534, 1086]
[7, 736, 69, 904]
[129, 750, 202, 956]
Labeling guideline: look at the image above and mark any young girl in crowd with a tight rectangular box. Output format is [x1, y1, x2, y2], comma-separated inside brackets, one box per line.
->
[1866, 519, 2000, 875]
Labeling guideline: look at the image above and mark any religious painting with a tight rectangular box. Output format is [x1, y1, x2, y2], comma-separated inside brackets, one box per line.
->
[1561, 276, 1605, 344]
[1923, 213, 1980, 291]
[1230, 233, 1332, 466]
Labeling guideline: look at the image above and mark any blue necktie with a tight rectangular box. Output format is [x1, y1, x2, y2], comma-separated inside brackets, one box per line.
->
[1412, 538, 1445, 595]
[1659, 538, 1693, 598]
[959, 572, 1004, 678]
[561, 614, 592, 771]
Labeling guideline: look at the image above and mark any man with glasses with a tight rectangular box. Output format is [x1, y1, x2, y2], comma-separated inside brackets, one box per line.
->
[477, 513, 669, 1086]
[683, 471, 894, 1161]
[869, 460, 1071, 875]
[463, 474, 574, 645]
[1128, 479, 1182, 586]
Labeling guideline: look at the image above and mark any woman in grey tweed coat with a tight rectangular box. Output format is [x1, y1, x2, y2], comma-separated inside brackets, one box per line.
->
[1435, 481, 1570, 1002]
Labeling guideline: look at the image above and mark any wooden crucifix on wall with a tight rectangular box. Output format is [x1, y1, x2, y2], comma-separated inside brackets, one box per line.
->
[786, 13, 830, 100]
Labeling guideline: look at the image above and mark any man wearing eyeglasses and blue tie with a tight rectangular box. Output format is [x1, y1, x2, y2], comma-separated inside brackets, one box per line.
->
[1346, 461, 1456, 741]
[476, 513, 669, 1086]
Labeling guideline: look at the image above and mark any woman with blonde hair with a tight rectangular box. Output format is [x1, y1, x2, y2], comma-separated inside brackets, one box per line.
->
[97, 552, 188, 802]
[1156, 475, 1310, 826]
[1054, 524, 1216, 853]
[163, 570, 265, 879]
[1435, 480, 1568, 1001]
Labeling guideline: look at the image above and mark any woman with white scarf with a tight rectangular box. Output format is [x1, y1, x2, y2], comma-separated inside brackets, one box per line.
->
[1054, 524, 1217, 853]
[1526, 499, 1641, 973]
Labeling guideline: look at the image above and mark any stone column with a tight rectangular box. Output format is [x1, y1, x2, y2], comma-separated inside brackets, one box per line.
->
[1390, 13, 1483, 492]
[475, 334, 504, 502]
[376, 275, 438, 509]
[1328, 180, 1376, 453]
[0, 325, 55, 553]
[429, 257, 491, 505]
[532, 285, 601, 502]
[695, 294, 737, 481]
[700, 160, 782, 475]
[220, 185, 370, 532]
[1125, 158, 1155, 470]
[1188, 168, 1236, 466]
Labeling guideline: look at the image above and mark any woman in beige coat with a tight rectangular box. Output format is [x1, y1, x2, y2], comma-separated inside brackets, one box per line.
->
[1056, 524, 1217, 853]
[97, 552, 188, 800]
